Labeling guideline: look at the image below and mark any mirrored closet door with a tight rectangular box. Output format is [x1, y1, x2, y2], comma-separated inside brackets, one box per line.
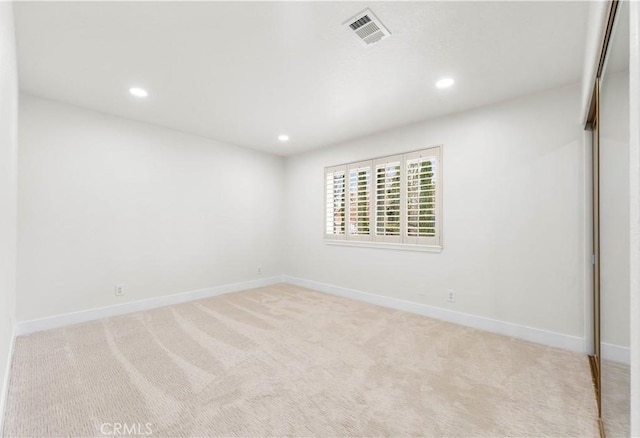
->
[598, 1, 630, 436]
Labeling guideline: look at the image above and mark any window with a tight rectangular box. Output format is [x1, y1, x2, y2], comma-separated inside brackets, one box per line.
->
[324, 146, 442, 250]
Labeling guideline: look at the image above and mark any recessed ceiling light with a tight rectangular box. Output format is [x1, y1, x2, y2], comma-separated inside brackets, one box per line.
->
[278, 135, 290, 142]
[129, 87, 148, 98]
[436, 78, 455, 89]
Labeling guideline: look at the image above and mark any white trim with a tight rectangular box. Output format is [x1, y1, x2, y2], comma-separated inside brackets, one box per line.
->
[283, 275, 586, 354]
[14, 276, 284, 336]
[325, 240, 442, 253]
[0, 326, 16, 435]
[601, 342, 631, 366]
[12, 274, 587, 355]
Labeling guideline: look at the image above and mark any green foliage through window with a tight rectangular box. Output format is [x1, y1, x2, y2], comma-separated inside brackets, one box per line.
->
[375, 163, 401, 236]
[407, 158, 436, 237]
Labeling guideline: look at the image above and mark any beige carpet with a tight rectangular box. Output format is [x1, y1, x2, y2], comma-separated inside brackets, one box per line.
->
[601, 359, 630, 437]
[3, 283, 598, 437]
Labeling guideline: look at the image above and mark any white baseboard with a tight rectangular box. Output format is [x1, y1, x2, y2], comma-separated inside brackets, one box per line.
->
[15, 276, 284, 336]
[601, 342, 631, 366]
[283, 275, 587, 354]
[0, 326, 16, 435]
[12, 274, 588, 356]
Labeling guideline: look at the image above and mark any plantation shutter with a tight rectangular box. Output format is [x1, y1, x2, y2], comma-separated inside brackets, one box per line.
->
[404, 148, 441, 246]
[374, 155, 402, 243]
[325, 145, 442, 250]
[347, 161, 373, 241]
[325, 165, 347, 240]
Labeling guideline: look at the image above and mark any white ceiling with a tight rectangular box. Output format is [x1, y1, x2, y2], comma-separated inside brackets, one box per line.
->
[14, 1, 589, 156]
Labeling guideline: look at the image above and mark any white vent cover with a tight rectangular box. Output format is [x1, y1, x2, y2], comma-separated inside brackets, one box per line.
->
[344, 9, 391, 46]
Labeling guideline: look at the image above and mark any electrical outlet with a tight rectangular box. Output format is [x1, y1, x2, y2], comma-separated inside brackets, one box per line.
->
[115, 284, 125, 297]
[417, 292, 426, 298]
[447, 290, 455, 303]
[257, 266, 262, 275]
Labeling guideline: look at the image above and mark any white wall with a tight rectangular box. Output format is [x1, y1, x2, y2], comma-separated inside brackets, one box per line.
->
[600, 70, 631, 351]
[17, 94, 285, 321]
[577, 0, 608, 352]
[0, 1, 18, 425]
[284, 84, 587, 339]
[581, 0, 609, 124]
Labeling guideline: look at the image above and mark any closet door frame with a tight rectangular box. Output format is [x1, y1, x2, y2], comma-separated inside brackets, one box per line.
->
[587, 83, 601, 421]
[584, 2, 621, 435]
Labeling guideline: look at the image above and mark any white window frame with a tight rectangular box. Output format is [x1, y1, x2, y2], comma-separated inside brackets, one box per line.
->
[324, 146, 443, 252]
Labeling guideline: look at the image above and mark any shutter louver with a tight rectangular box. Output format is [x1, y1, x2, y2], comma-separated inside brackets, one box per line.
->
[347, 161, 372, 241]
[325, 167, 346, 239]
[374, 156, 402, 243]
[405, 149, 440, 245]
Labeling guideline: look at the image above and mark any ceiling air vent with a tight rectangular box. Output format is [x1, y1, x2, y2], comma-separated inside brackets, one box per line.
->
[345, 9, 391, 46]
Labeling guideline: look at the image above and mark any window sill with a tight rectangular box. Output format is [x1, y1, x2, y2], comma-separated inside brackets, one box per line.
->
[325, 240, 442, 253]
